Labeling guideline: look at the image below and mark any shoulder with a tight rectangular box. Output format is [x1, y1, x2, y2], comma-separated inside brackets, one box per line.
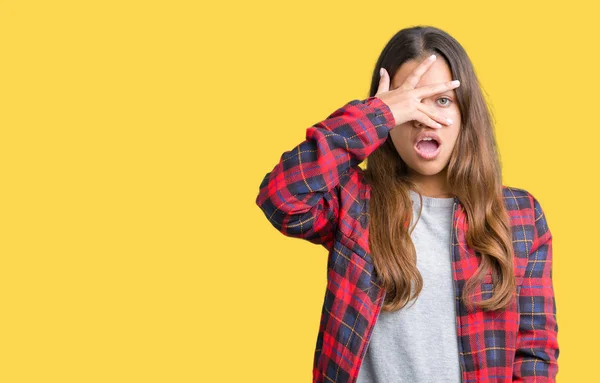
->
[502, 185, 533, 210]
[501, 184, 546, 217]
[501, 184, 539, 232]
[501, 184, 551, 249]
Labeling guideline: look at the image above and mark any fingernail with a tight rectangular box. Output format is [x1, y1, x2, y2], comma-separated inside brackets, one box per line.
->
[380, 68, 385, 77]
[447, 118, 453, 124]
[452, 80, 460, 86]
[429, 54, 436, 61]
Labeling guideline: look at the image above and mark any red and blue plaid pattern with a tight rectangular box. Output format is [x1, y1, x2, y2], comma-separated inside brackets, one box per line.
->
[255, 96, 559, 382]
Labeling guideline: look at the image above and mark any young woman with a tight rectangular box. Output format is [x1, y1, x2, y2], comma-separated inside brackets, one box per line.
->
[255, 25, 559, 383]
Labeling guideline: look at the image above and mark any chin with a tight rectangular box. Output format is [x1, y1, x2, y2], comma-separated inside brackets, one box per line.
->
[407, 159, 449, 176]
[412, 167, 445, 176]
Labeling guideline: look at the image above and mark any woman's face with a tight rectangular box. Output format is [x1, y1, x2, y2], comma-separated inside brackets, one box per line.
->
[388, 57, 462, 178]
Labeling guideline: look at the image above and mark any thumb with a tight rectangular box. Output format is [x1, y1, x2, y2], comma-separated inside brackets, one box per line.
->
[376, 68, 390, 95]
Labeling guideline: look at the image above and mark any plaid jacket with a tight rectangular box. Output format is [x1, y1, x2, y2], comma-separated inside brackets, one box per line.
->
[255, 96, 559, 383]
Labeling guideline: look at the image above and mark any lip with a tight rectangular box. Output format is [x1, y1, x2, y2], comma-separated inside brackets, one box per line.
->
[414, 131, 442, 146]
[414, 131, 442, 160]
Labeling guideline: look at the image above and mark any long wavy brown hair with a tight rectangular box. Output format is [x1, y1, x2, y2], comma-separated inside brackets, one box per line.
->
[363, 25, 516, 313]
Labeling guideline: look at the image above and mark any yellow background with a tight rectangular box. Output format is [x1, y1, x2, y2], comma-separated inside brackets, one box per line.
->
[1, 0, 593, 381]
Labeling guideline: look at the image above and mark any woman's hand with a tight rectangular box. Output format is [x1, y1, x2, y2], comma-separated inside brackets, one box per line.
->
[376, 54, 460, 130]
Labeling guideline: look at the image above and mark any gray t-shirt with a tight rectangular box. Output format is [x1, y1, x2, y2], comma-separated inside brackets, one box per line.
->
[356, 189, 461, 383]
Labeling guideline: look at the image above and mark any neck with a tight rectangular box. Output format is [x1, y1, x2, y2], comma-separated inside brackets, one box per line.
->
[408, 168, 454, 198]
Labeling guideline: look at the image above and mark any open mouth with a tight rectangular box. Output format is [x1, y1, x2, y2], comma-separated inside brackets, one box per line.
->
[414, 137, 441, 160]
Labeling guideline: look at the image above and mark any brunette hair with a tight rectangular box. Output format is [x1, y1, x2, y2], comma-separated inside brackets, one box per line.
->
[364, 25, 515, 312]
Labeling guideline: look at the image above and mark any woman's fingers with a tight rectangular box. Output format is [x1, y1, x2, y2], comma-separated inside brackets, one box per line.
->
[416, 103, 453, 127]
[376, 68, 390, 95]
[399, 54, 461, 101]
[373, 59, 459, 130]
[413, 80, 460, 100]
[414, 111, 444, 129]
[402, 54, 438, 90]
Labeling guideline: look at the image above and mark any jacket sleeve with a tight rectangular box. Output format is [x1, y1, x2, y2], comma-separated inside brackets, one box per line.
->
[513, 194, 560, 382]
[255, 96, 395, 251]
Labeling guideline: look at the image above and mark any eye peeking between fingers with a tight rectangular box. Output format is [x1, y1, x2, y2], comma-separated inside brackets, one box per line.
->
[437, 97, 452, 107]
